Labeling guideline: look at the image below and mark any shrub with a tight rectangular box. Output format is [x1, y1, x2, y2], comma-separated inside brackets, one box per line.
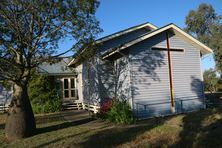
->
[107, 99, 135, 124]
[29, 74, 62, 114]
[96, 98, 113, 119]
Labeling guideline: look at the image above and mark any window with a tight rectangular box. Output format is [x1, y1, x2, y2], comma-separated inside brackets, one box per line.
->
[64, 90, 69, 98]
[71, 90, 75, 98]
[64, 79, 69, 89]
[63, 78, 76, 99]
[71, 78, 75, 88]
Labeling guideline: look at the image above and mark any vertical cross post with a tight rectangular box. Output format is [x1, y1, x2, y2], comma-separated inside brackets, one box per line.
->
[166, 32, 175, 113]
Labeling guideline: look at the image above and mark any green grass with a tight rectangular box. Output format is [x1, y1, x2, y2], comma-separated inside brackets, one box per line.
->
[1, 108, 222, 147]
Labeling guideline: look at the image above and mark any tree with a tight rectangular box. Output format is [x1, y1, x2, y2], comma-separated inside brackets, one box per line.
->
[185, 3, 222, 73]
[28, 74, 62, 114]
[0, 0, 101, 140]
[203, 68, 218, 92]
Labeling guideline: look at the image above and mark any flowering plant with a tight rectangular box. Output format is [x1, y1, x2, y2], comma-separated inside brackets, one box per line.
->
[99, 98, 113, 114]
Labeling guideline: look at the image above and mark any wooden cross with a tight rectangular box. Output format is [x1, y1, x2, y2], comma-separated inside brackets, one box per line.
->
[151, 32, 184, 113]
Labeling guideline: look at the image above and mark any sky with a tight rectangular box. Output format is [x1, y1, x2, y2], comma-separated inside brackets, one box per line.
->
[58, 0, 222, 71]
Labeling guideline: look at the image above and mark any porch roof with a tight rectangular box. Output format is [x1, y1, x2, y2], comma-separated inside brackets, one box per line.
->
[38, 58, 76, 76]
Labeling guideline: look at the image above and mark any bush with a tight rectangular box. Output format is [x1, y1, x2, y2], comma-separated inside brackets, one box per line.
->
[97, 98, 113, 119]
[29, 74, 62, 114]
[107, 99, 135, 124]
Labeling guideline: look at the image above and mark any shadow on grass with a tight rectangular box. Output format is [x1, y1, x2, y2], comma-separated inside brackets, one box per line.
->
[35, 130, 90, 148]
[80, 117, 171, 148]
[199, 118, 222, 147]
[173, 108, 222, 148]
[35, 110, 91, 124]
[37, 117, 95, 135]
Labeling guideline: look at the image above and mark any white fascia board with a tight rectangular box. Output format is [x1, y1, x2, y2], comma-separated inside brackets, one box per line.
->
[68, 58, 75, 66]
[68, 47, 88, 66]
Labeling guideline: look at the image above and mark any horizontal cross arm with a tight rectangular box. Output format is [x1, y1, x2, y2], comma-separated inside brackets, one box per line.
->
[152, 47, 184, 52]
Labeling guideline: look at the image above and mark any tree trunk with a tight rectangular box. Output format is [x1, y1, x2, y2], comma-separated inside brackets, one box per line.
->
[5, 84, 36, 140]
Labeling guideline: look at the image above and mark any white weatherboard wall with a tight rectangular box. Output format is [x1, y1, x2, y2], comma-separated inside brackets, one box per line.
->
[95, 57, 114, 102]
[81, 57, 114, 106]
[80, 28, 151, 106]
[169, 35, 204, 112]
[76, 64, 83, 101]
[129, 32, 204, 118]
[114, 56, 131, 103]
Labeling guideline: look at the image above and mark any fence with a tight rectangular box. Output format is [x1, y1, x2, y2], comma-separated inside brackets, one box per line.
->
[135, 96, 204, 119]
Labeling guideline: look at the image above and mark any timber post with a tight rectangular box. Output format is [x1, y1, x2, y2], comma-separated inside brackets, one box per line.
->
[166, 32, 175, 113]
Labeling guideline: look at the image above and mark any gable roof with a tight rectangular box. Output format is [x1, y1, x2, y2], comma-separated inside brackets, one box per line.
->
[102, 23, 213, 59]
[68, 22, 157, 66]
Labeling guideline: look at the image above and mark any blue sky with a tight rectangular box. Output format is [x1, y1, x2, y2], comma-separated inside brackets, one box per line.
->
[59, 0, 222, 71]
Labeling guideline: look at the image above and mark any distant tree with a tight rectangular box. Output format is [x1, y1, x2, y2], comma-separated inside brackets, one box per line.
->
[0, 0, 101, 140]
[185, 3, 222, 73]
[203, 68, 218, 92]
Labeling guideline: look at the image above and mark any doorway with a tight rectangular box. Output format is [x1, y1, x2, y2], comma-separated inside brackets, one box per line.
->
[63, 77, 77, 100]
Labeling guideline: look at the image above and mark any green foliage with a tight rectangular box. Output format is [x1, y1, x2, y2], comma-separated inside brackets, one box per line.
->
[185, 4, 219, 44]
[210, 25, 222, 73]
[185, 3, 222, 73]
[107, 100, 135, 124]
[0, 0, 101, 86]
[203, 68, 219, 92]
[0, 80, 12, 91]
[28, 75, 62, 114]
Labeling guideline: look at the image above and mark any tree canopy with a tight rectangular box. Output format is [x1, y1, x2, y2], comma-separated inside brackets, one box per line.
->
[185, 3, 222, 73]
[0, 0, 101, 85]
[203, 68, 218, 92]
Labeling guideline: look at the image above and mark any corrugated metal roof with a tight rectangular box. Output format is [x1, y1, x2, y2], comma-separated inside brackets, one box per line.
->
[38, 58, 75, 76]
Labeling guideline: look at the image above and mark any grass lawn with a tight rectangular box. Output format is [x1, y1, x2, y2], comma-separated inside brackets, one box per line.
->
[1, 108, 222, 148]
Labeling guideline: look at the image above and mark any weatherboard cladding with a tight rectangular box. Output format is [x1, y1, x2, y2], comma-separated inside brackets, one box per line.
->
[95, 57, 115, 102]
[129, 32, 204, 117]
[170, 35, 204, 112]
[114, 56, 131, 101]
[82, 57, 115, 106]
[80, 27, 150, 106]
[82, 59, 100, 105]
[76, 64, 83, 101]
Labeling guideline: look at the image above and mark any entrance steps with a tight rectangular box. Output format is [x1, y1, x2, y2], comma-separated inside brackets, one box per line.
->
[62, 100, 83, 110]
[62, 100, 99, 113]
